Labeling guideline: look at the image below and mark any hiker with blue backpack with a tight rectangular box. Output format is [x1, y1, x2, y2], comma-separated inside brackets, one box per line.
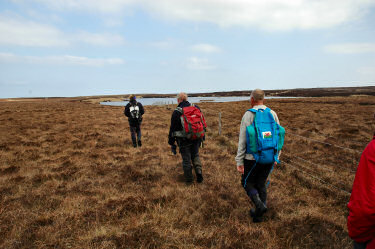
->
[235, 89, 285, 223]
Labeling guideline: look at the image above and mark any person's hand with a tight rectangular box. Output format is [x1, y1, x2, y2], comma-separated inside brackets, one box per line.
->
[274, 161, 278, 167]
[171, 145, 177, 155]
[237, 165, 244, 174]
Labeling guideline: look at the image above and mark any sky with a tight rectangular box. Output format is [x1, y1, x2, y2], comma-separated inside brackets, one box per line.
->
[0, 0, 375, 98]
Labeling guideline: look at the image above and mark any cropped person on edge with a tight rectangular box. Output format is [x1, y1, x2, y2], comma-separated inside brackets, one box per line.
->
[347, 113, 375, 249]
[168, 92, 206, 184]
[124, 95, 144, 148]
[235, 89, 284, 223]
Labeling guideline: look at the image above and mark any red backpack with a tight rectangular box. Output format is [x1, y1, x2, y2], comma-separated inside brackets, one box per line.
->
[174, 105, 207, 140]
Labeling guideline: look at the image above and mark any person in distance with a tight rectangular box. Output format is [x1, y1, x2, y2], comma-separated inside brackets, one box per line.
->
[124, 95, 145, 148]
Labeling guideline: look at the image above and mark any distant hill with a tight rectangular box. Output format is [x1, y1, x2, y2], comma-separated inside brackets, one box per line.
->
[189, 86, 375, 98]
[2, 86, 374, 102]
[111, 86, 375, 98]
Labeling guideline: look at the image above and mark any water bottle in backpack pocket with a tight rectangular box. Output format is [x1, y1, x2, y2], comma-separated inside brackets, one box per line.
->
[246, 108, 285, 164]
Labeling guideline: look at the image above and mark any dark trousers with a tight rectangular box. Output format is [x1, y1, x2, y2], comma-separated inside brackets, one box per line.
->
[129, 124, 141, 146]
[241, 159, 273, 204]
[353, 241, 368, 249]
[178, 139, 202, 181]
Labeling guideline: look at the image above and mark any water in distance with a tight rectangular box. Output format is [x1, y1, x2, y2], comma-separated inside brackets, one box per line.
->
[100, 96, 299, 106]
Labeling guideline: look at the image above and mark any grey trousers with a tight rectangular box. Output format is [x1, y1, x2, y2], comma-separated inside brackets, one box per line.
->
[178, 139, 202, 181]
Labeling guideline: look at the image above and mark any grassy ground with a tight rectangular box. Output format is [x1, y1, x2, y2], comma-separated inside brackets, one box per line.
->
[0, 96, 374, 248]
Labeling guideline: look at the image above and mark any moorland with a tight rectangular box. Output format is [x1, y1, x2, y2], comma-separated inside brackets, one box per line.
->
[0, 94, 375, 248]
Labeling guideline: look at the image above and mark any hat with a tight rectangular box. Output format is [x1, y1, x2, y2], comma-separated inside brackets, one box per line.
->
[129, 94, 136, 102]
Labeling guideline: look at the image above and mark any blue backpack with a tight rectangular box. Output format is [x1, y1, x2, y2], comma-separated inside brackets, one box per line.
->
[245, 108, 285, 164]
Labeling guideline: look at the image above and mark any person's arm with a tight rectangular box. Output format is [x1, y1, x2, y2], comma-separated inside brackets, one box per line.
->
[124, 104, 130, 117]
[272, 111, 280, 125]
[348, 141, 375, 235]
[272, 110, 282, 162]
[363, 144, 375, 219]
[168, 110, 180, 146]
[139, 103, 145, 116]
[235, 112, 253, 171]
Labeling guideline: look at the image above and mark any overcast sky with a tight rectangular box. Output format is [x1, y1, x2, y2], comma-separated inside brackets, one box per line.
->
[0, 0, 375, 98]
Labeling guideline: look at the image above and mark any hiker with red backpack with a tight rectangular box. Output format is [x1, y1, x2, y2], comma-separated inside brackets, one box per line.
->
[235, 89, 284, 223]
[168, 92, 207, 184]
[124, 95, 145, 148]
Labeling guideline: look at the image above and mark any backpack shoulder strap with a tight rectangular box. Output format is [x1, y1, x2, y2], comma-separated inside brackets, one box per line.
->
[264, 108, 276, 122]
[247, 109, 258, 126]
[175, 107, 183, 114]
[248, 107, 269, 112]
[248, 108, 257, 113]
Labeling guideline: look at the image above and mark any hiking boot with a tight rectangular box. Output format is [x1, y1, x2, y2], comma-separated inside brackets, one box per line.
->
[249, 208, 256, 218]
[185, 179, 193, 185]
[252, 215, 263, 223]
[138, 140, 142, 147]
[196, 173, 203, 183]
[184, 169, 193, 184]
[258, 188, 267, 206]
[249, 208, 264, 222]
[251, 193, 267, 217]
[250, 206, 267, 217]
[132, 143, 137, 148]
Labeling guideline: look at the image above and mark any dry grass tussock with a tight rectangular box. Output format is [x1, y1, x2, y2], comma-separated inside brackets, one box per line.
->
[1, 96, 375, 248]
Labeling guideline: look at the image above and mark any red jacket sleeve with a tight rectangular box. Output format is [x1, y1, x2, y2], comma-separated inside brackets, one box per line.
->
[347, 137, 375, 243]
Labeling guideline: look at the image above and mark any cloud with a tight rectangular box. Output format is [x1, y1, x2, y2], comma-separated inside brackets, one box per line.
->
[186, 57, 216, 70]
[149, 40, 177, 50]
[144, 0, 375, 30]
[0, 80, 29, 86]
[0, 52, 124, 66]
[0, 15, 125, 47]
[31, 0, 137, 14]
[19, 0, 375, 31]
[74, 31, 125, 46]
[149, 41, 221, 53]
[0, 15, 68, 47]
[191, 44, 221, 53]
[324, 43, 375, 54]
[357, 66, 375, 76]
[103, 18, 125, 27]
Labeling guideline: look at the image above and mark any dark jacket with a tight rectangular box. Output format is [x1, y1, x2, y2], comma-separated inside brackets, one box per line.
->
[168, 101, 202, 146]
[124, 101, 145, 126]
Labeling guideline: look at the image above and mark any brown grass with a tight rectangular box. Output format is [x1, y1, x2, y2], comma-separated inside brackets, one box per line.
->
[0, 96, 374, 248]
